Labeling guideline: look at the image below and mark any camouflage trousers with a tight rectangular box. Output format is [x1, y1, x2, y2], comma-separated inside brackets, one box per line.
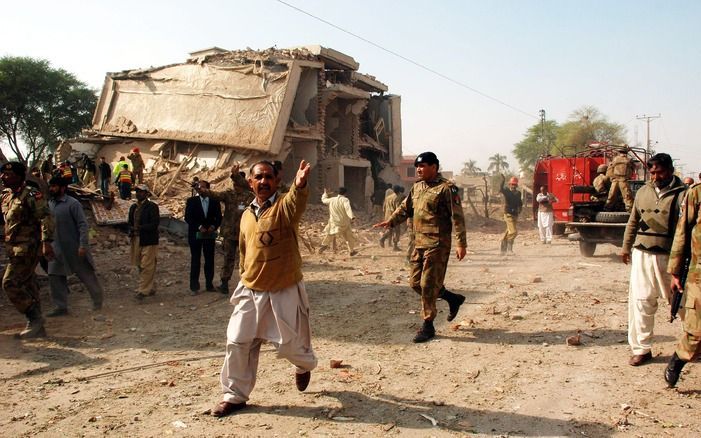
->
[502, 213, 518, 242]
[409, 245, 451, 321]
[676, 279, 701, 361]
[2, 243, 41, 314]
[220, 238, 239, 282]
[605, 178, 633, 211]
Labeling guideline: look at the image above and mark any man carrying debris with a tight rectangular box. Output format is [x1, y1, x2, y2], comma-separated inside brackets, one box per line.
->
[115, 164, 134, 200]
[605, 148, 635, 212]
[211, 160, 317, 417]
[128, 184, 160, 300]
[200, 164, 253, 294]
[499, 175, 522, 255]
[664, 177, 701, 387]
[46, 176, 104, 316]
[319, 187, 357, 256]
[621, 153, 686, 366]
[374, 152, 467, 343]
[127, 147, 145, 185]
[1, 162, 55, 338]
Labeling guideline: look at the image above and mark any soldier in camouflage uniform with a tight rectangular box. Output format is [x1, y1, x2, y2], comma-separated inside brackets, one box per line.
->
[592, 164, 611, 200]
[665, 181, 701, 387]
[605, 149, 635, 212]
[202, 165, 253, 294]
[375, 152, 467, 343]
[1, 162, 55, 338]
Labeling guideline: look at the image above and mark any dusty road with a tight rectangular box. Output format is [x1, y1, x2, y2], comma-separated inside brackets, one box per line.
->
[1, 211, 700, 437]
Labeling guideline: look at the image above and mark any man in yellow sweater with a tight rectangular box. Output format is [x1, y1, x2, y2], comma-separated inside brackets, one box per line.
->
[211, 160, 317, 417]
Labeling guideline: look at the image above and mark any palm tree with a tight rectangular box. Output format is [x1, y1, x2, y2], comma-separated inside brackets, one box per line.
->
[461, 159, 481, 176]
[487, 153, 509, 175]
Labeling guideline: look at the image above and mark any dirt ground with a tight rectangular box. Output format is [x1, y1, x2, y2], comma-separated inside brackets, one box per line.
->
[2, 208, 701, 438]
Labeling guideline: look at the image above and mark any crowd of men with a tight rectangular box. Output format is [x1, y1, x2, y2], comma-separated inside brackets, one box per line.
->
[2, 148, 701, 418]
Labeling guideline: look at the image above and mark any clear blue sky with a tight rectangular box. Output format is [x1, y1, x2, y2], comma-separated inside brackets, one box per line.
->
[2, 0, 699, 177]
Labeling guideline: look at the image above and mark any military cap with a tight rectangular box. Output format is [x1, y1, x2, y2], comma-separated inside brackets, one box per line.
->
[48, 175, 69, 187]
[1, 161, 27, 177]
[414, 152, 439, 167]
[596, 164, 608, 173]
[134, 184, 151, 193]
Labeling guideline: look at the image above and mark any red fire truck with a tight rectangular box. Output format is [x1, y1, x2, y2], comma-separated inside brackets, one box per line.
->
[532, 144, 647, 236]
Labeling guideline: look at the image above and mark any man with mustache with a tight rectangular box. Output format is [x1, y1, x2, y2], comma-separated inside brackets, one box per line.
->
[211, 160, 317, 417]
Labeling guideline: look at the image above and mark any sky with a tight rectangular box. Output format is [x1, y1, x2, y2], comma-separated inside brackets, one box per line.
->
[2, 0, 699, 177]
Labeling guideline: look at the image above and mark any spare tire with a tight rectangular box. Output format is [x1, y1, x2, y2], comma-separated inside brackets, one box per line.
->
[594, 211, 629, 223]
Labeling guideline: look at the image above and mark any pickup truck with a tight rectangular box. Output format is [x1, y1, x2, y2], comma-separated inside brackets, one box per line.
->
[566, 181, 645, 257]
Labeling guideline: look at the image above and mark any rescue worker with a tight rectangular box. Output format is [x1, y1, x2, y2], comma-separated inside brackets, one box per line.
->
[605, 148, 635, 212]
[1, 162, 55, 338]
[499, 175, 523, 255]
[374, 152, 467, 343]
[665, 179, 701, 387]
[112, 156, 130, 178]
[115, 164, 134, 200]
[592, 164, 611, 200]
[201, 164, 253, 294]
[60, 161, 73, 184]
[128, 148, 145, 185]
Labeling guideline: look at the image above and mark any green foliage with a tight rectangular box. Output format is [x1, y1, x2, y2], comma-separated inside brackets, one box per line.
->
[512, 105, 627, 171]
[461, 159, 482, 176]
[487, 153, 509, 175]
[513, 120, 559, 169]
[0, 56, 97, 164]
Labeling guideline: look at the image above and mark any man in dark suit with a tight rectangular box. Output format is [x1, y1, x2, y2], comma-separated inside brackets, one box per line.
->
[185, 180, 222, 294]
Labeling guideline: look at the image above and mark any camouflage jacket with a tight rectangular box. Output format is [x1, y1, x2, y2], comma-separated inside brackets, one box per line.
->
[206, 173, 253, 240]
[388, 177, 466, 249]
[668, 184, 701, 289]
[610, 155, 634, 179]
[1, 185, 54, 250]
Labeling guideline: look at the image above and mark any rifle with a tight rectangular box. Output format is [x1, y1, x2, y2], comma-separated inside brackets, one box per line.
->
[670, 254, 692, 323]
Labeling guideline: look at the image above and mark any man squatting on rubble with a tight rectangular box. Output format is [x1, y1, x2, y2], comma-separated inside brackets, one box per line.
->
[211, 160, 317, 417]
[621, 153, 686, 366]
[319, 187, 357, 256]
[374, 152, 467, 343]
[200, 164, 253, 294]
[1, 162, 55, 338]
[499, 174, 522, 255]
[665, 176, 701, 387]
[46, 176, 104, 316]
[128, 184, 160, 300]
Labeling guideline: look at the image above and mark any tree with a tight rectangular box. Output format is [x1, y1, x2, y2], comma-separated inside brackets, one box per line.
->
[0, 56, 96, 164]
[513, 120, 559, 169]
[557, 106, 626, 154]
[461, 159, 482, 176]
[487, 153, 509, 175]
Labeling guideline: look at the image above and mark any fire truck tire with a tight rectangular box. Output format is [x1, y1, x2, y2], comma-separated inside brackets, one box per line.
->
[594, 211, 629, 223]
[579, 241, 596, 257]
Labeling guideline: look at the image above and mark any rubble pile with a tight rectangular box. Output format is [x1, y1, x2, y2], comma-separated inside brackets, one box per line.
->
[200, 47, 318, 66]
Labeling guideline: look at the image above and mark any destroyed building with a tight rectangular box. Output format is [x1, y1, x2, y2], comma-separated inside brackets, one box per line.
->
[76, 45, 402, 210]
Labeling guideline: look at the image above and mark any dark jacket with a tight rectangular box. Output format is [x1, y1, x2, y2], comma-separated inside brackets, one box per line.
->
[184, 195, 222, 241]
[128, 199, 160, 246]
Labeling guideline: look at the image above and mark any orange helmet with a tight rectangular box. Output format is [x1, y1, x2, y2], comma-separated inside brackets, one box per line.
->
[132, 147, 140, 153]
[509, 176, 519, 185]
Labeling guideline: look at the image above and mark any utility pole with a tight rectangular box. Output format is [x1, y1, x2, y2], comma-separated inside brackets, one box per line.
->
[539, 109, 546, 155]
[636, 114, 661, 158]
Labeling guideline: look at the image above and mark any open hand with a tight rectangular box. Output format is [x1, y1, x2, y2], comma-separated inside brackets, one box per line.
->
[295, 160, 312, 188]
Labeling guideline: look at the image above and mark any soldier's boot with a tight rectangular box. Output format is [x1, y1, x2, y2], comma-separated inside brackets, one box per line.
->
[412, 320, 435, 343]
[17, 304, 46, 339]
[506, 240, 515, 255]
[440, 288, 466, 322]
[664, 352, 687, 388]
[392, 243, 401, 251]
[218, 279, 230, 295]
[499, 240, 507, 256]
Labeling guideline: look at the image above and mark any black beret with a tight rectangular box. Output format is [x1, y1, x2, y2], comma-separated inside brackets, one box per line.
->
[414, 152, 439, 167]
[1, 161, 27, 176]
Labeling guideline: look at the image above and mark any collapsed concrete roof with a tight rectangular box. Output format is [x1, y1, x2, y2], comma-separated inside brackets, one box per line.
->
[91, 46, 388, 157]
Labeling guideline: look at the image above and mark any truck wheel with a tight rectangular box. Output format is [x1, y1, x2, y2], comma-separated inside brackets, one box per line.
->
[579, 241, 596, 257]
[594, 211, 629, 223]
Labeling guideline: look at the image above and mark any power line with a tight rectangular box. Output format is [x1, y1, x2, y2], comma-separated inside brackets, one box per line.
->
[274, 0, 539, 120]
